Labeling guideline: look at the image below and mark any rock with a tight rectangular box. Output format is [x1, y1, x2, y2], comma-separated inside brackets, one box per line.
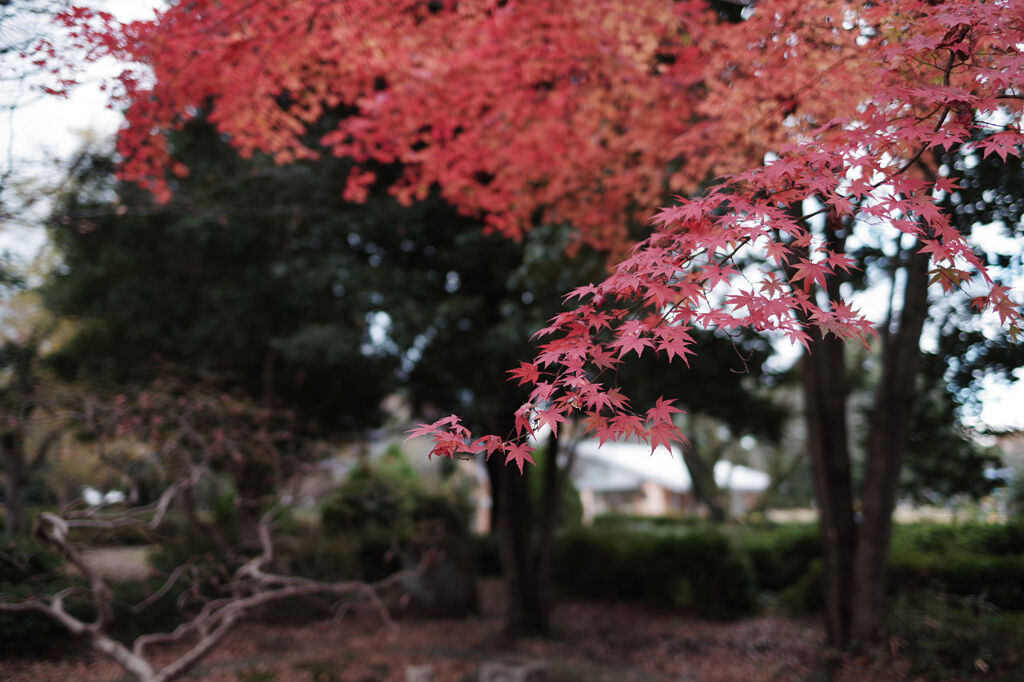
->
[400, 549, 477, 618]
[406, 664, 434, 682]
[478, 658, 547, 682]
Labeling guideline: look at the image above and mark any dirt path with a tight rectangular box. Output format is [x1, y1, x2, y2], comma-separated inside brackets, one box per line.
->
[77, 546, 153, 582]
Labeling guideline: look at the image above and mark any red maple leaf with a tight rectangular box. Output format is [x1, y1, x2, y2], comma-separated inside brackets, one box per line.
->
[646, 397, 683, 424]
[504, 442, 536, 474]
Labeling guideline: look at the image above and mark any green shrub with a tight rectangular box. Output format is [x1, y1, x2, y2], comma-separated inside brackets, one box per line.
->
[778, 559, 824, 615]
[108, 577, 188, 641]
[321, 459, 471, 540]
[954, 522, 1024, 555]
[887, 591, 1024, 680]
[149, 534, 227, 576]
[68, 511, 191, 547]
[272, 534, 361, 583]
[591, 513, 705, 532]
[555, 526, 757, 619]
[0, 582, 92, 653]
[887, 550, 1024, 610]
[892, 521, 1024, 557]
[0, 533, 63, 584]
[319, 457, 473, 584]
[733, 523, 820, 592]
[0, 533, 90, 653]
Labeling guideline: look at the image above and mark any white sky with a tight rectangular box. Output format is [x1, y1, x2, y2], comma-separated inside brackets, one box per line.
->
[3, 0, 159, 160]
[0, 0, 161, 255]
[1, 0, 1022, 432]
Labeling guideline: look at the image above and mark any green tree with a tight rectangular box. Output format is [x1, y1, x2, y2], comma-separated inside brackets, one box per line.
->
[45, 122, 418, 431]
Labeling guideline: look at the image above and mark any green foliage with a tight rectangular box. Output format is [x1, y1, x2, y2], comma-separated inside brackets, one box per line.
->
[778, 559, 824, 615]
[0, 532, 62, 583]
[892, 521, 1024, 557]
[590, 513, 705, 532]
[0, 533, 86, 652]
[900, 352, 1003, 503]
[148, 533, 226, 576]
[107, 578, 188, 642]
[147, 533, 238, 609]
[555, 527, 757, 619]
[528, 445, 583, 531]
[887, 551, 1024, 611]
[272, 534, 361, 584]
[44, 122, 608, 440]
[319, 454, 473, 581]
[887, 592, 1024, 680]
[46, 126, 411, 432]
[1007, 472, 1024, 520]
[321, 458, 471, 540]
[732, 523, 821, 592]
[0, 582, 84, 652]
[732, 522, 1024, 615]
[67, 520, 174, 548]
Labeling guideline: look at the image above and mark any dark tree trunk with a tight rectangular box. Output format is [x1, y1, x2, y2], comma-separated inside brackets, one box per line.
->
[801, 332, 856, 647]
[851, 246, 930, 643]
[494, 429, 564, 637]
[784, 207, 857, 647]
[485, 454, 503, 538]
[2, 431, 29, 536]
[679, 436, 727, 522]
[497, 466, 545, 636]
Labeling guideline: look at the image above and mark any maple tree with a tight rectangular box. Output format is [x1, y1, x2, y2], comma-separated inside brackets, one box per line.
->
[48, 0, 1024, 644]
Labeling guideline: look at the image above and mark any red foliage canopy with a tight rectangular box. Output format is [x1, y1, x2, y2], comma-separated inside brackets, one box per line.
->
[52, 0, 1024, 470]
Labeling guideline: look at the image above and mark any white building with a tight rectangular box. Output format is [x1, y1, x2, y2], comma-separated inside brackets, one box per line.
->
[569, 438, 771, 522]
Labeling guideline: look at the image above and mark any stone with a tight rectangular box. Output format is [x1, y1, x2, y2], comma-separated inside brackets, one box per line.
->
[478, 658, 547, 682]
[406, 664, 434, 682]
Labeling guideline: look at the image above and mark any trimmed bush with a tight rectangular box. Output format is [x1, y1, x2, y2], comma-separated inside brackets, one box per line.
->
[733, 523, 820, 592]
[555, 526, 757, 619]
[892, 521, 1024, 557]
[591, 513, 705, 532]
[887, 550, 1024, 610]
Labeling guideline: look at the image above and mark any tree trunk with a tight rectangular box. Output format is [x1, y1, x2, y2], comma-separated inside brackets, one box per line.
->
[2, 431, 29, 536]
[851, 246, 930, 643]
[801, 332, 855, 648]
[497, 462, 546, 636]
[785, 207, 857, 647]
[485, 454, 503, 538]
[679, 436, 727, 522]
[492, 428, 565, 637]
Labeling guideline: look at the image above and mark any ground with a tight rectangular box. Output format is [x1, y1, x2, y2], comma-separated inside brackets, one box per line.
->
[0, 601, 925, 682]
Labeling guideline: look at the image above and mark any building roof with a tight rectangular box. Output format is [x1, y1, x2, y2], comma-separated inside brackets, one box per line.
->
[570, 438, 771, 494]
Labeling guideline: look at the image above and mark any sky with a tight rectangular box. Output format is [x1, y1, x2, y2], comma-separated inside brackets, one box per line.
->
[0, 0, 161, 255]
[0, 0, 1022, 432]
